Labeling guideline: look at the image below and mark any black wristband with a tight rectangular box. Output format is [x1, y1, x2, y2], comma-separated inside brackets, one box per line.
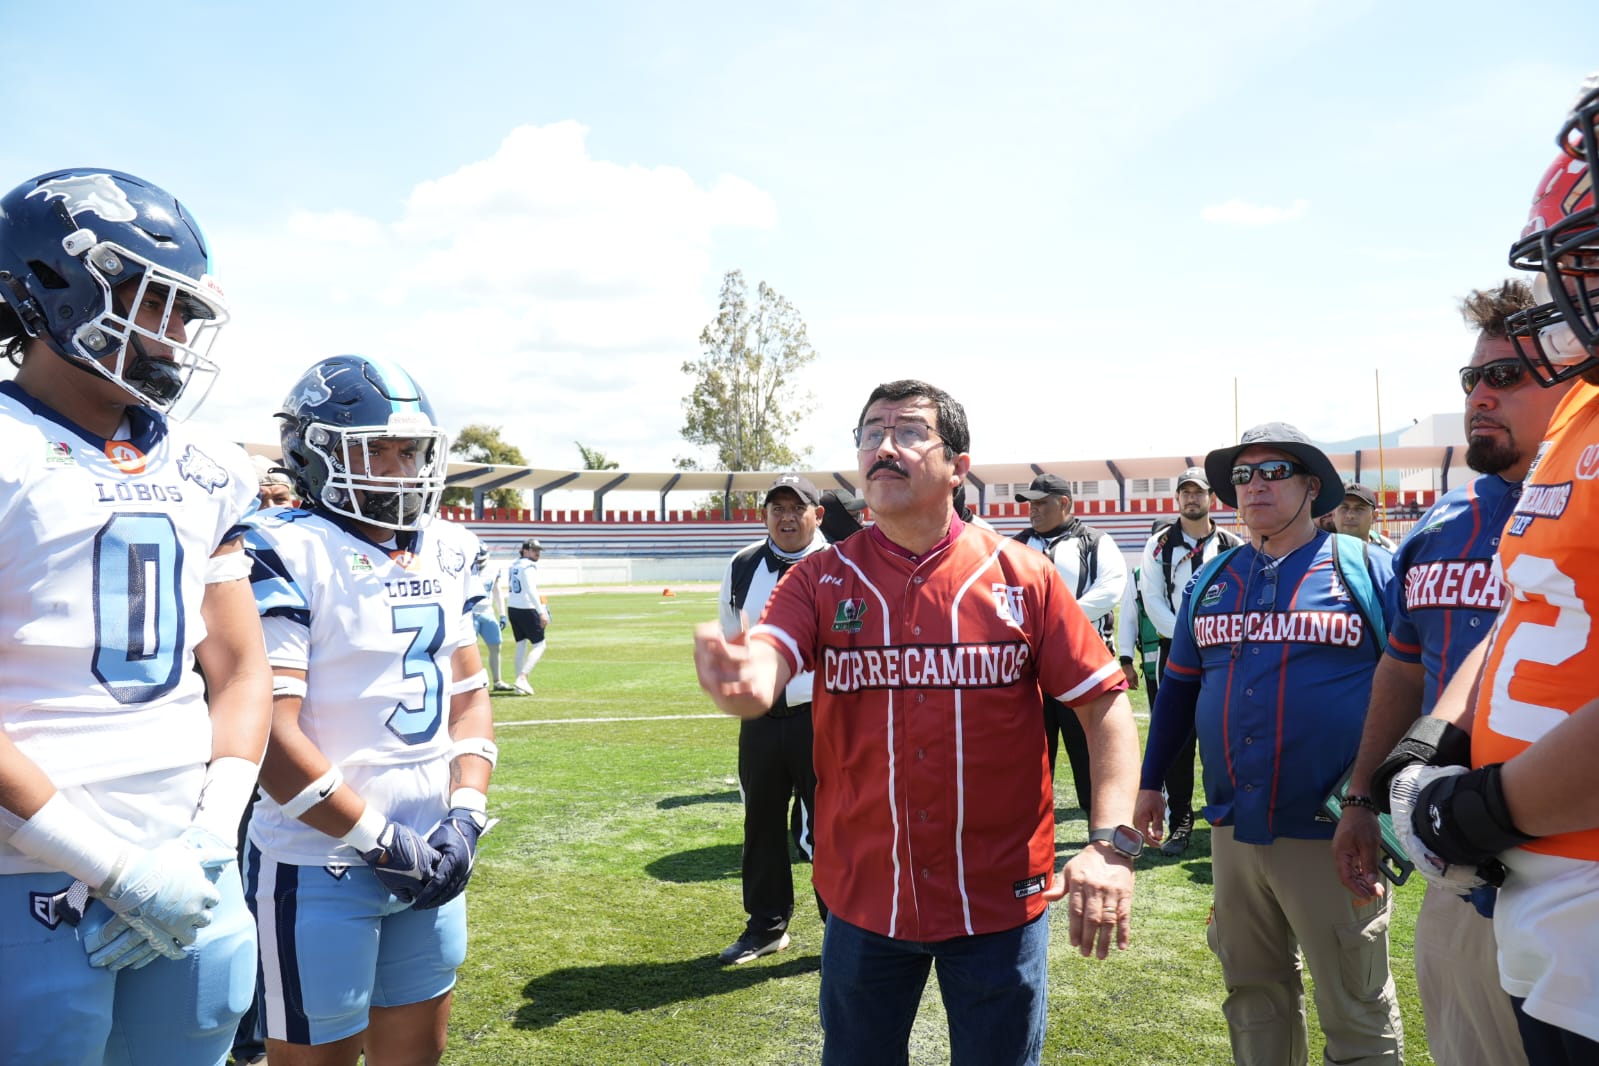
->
[1341, 793, 1378, 813]
[1119, 655, 1135, 665]
[1371, 716, 1474, 814]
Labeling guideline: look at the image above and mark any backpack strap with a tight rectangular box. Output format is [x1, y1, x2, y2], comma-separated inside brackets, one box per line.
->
[727, 541, 766, 613]
[1185, 545, 1242, 637]
[1329, 533, 1387, 657]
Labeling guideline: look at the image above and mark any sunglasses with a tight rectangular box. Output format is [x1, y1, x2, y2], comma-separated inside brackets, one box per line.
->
[1458, 357, 1527, 394]
[1230, 459, 1310, 486]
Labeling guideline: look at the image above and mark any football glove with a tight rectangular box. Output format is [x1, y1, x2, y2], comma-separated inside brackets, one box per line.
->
[1389, 764, 1529, 892]
[82, 906, 164, 972]
[96, 834, 231, 959]
[1371, 715, 1473, 814]
[360, 821, 441, 904]
[412, 806, 487, 910]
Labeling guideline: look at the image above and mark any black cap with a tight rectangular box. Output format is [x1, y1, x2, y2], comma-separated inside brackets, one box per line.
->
[520, 538, 544, 551]
[763, 473, 821, 506]
[1176, 466, 1210, 492]
[1014, 473, 1073, 502]
[1343, 482, 1378, 508]
[1204, 422, 1344, 517]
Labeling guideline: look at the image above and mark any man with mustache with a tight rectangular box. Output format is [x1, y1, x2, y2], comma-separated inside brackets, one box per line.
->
[1334, 279, 1569, 1066]
[695, 379, 1140, 1065]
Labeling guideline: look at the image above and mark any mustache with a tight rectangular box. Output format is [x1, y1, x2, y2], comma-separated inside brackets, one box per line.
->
[868, 459, 908, 478]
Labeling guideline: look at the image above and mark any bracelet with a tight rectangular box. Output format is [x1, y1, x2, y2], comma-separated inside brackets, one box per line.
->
[1341, 793, 1379, 813]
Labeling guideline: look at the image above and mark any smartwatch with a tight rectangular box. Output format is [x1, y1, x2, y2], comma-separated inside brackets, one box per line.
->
[1088, 825, 1144, 860]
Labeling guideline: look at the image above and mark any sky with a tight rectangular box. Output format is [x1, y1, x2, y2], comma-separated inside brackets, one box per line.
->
[3, 1, 1596, 489]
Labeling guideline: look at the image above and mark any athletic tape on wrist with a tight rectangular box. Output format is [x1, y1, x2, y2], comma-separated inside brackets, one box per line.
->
[8, 793, 127, 889]
[449, 787, 489, 814]
[449, 736, 499, 769]
[272, 675, 309, 699]
[449, 669, 489, 695]
[190, 756, 262, 841]
[340, 805, 386, 854]
[281, 766, 345, 819]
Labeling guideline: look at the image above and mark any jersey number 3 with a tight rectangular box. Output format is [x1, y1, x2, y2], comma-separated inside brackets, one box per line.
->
[389, 603, 445, 744]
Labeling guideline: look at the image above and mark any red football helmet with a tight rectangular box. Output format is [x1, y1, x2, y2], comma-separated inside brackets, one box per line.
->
[1506, 77, 1599, 386]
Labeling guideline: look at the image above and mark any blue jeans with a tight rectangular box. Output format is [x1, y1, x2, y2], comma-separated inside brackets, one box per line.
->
[819, 911, 1050, 1066]
[1512, 997, 1599, 1065]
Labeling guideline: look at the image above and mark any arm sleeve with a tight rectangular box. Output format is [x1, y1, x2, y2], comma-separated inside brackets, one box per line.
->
[1140, 673, 1201, 790]
[1074, 535, 1127, 622]
[1116, 578, 1139, 659]
[1140, 533, 1177, 639]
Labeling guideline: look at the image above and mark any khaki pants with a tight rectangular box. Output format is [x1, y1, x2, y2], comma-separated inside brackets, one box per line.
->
[1208, 828, 1404, 1065]
[1415, 884, 1527, 1066]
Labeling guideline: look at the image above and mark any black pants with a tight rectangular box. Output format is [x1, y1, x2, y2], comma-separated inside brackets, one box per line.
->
[1156, 638, 1198, 828]
[737, 708, 826, 936]
[1044, 697, 1092, 819]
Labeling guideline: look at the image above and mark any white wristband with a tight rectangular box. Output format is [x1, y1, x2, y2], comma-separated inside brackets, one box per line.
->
[449, 787, 488, 814]
[8, 794, 130, 890]
[281, 766, 345, 820]
[191, 756, 261, 841]
[449, 669, 488, 696]
[340, 805, 386, 853]
[272, 675, 309, 699]
[449, 736, 498, 769]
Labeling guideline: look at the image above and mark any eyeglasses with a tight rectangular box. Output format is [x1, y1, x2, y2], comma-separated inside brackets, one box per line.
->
[854, 422, 942, 451]
[1230, 460, 1310, 486]
[1458, 357, 1528, 394]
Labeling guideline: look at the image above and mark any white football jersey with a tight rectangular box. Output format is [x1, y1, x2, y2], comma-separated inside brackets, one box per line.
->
[506, 556, 546, 611]
[0, 382, 258, 873]
[241, 510, 481, 864]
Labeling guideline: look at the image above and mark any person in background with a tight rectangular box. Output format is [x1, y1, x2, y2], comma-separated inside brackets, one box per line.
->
[1334, 483, 1397, 549]
[505, 538, 551, 697]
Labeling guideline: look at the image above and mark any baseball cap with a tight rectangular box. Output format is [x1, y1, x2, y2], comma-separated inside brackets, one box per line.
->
[251, 453, 292, 487]
[1204, 422, 1344, 517]
[763, 473, 821, 506]
[1342, 482, 1378, 508]
[1176, 466, 1210, 492]
[1014, 473, 1073, 502]
[520, 538, 544, 551]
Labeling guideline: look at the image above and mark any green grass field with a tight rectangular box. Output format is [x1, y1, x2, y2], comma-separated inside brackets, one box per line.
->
[446, 589, 1435, 1065]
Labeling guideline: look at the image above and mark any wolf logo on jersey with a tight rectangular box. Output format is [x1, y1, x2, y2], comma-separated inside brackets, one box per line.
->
[178, 443, 230, 493]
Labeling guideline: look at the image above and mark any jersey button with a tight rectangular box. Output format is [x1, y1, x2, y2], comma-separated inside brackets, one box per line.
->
[916, 693, 925, 704]
[915, 748, 926, 760]
[914, 576, 925, 585]
[913, 625, 922, 636]
[1245, 688, 1254, 696]
[917, 809, 929, 822]
[1243, 783, 1254, 792]
[1244, 736, 1253, 745]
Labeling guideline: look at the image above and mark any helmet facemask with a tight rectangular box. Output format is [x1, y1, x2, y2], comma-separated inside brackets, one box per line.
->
[304, 418, 449, 532]
[66, 234, 228, 418]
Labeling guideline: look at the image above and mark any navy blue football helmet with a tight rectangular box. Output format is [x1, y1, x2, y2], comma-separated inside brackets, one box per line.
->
[277, 355, 450, 532]
[0, 168, 228, 416]
[1506, 76, 1599, 386]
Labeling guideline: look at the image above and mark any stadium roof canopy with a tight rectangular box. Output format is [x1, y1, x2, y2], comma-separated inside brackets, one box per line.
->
[245, 444, 1464, 519]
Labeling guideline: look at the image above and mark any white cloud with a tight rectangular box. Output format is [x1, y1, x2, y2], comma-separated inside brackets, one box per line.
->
[1200, 198, 1311, 226]
[196, 122, 777, 468]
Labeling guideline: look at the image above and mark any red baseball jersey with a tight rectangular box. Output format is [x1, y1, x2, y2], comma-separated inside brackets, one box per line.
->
[1474, 381, 1599, 860]
[753, 519, 1125, 941]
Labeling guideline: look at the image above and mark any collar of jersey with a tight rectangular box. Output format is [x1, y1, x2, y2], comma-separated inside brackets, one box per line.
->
[1, 379, 167, 453]
[868, 513, 965, 562]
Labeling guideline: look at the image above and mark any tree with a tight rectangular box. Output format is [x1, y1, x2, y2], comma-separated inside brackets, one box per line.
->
[679, 269, 817, 509]
[575, 442, 619, 470]
[443, 423, 528, 511]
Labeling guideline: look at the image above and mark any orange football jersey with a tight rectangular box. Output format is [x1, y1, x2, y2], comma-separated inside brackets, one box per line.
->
[1475, 381, 1599, 859]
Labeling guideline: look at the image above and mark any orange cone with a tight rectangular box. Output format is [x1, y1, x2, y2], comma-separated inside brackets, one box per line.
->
[662, 588, 675, 597]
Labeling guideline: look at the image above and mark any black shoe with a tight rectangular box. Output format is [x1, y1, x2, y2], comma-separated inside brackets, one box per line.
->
[1161, 813, 1194, 857]
[718, 930, 790, 965]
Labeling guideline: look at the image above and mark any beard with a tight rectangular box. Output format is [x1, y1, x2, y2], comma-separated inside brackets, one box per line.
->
[1466, 433, 1519, 475]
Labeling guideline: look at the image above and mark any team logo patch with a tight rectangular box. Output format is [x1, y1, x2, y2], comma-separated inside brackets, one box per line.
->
[992, 583, 1026, 626]
[1577, 443, 1599, 481]
[832, 598, 868, 633]
[436, 539, 466, 575]
[349, 551, 375, 574]
[105, 439, 146, 474]
[29, 881, 90, 930]
[45, 441, 76, 466]
[324, 864, 351, 880]
[26, 173, 138, 223]
[1012, 874, 1048, 899]
[1507, 480, 1572, 537]
[1199, 581, 1226, 608]
[389, 549, 418, 570]
[177, 444, 229, 493]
